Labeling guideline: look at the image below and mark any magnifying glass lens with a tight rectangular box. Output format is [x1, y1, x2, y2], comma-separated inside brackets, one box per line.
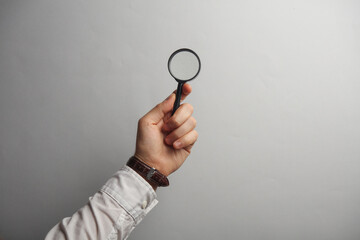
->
[169, 51, 200, 81]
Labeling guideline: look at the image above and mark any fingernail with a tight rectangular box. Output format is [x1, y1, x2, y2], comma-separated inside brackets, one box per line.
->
[174, 141, 182, 148]
[165, 137, 171, 145]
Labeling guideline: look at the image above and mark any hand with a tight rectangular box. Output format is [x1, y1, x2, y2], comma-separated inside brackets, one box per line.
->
[134, 84, 198, 177]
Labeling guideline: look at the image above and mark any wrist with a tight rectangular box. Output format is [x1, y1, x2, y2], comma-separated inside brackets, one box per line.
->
[134, 153, 170, 177]
[126, 156, 170, 191]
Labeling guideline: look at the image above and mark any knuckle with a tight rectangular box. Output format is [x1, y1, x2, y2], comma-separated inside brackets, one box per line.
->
[193, 130, 199, 139]
[138, 117, 145, 126]
[138, 117, 148, 126]
[183, 103, 194, 114]
[191, 117, 197, 127]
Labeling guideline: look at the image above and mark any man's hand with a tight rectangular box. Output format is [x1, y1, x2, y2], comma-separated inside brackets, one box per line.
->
[134, 84, 198, 177]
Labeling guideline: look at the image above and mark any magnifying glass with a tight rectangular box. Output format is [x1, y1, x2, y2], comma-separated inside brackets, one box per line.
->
[168, 48, 201, 115]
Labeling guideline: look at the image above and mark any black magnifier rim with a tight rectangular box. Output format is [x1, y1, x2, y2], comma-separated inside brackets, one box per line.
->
[168, 48, 201, 82]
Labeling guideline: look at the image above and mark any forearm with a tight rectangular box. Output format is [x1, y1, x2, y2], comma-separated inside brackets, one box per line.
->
[46, 85, 197, 239]
[45, 166, 158, 240]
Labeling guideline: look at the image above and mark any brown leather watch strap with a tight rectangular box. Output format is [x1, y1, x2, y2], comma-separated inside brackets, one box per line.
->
[127, 156, 169, 190]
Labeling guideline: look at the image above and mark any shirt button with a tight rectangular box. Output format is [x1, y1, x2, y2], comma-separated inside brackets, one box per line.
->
[142, 201, 147, 209]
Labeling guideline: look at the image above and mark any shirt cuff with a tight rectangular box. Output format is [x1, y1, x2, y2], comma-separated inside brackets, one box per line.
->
[100, 166, 158, 225]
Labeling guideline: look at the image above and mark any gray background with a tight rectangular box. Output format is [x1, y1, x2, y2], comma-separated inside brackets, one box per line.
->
[1, 0, 360, 239]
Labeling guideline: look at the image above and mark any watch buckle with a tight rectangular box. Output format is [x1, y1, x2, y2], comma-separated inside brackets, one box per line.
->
[146, 168, 156, 180]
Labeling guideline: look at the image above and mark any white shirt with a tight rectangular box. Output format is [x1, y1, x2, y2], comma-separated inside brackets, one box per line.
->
[45, 166, 158, 240]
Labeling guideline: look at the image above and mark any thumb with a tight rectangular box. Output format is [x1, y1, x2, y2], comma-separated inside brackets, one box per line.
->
[142, 93, 176, 124]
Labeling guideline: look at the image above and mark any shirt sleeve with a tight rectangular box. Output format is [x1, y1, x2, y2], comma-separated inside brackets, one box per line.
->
[45, 166, 158, 240]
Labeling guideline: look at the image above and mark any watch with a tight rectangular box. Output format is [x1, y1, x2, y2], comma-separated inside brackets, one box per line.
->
[127, 156, 169, 190]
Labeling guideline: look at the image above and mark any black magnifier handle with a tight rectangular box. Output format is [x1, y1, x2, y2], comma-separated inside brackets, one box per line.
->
[171, 82, 184, 116]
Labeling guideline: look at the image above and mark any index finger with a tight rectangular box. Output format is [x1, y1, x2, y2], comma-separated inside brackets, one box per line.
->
[176, 83, 192, 101]
[162, 83, 192, 126]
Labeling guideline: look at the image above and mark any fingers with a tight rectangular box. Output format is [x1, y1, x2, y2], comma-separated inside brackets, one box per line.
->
[169, 83, 192, 102]
[141, 84, 192, 124]
[141, 94, 175, 124]
[180, 83, 192, 100]
[162, 103, 193, 132]
[165, 116, 196, 145]
[173, 130, 198, 150]
[162, 101, 198, 151]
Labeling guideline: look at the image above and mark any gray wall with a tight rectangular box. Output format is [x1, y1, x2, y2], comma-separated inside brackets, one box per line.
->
[1, 1, 360, 239]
